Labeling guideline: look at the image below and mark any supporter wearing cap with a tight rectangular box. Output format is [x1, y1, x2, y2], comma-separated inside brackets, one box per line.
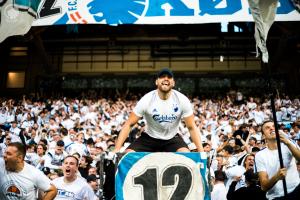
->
[157, 67, 174, 78]
[87, 174, 101, 199]
[114, 68, 203, 153]
[86, 174, 97, 183]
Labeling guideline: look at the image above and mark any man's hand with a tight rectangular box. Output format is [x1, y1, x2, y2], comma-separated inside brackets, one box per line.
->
[279, 131, 290, 145]
[276, 168, 287, 180]
[233, 176, 242, 182]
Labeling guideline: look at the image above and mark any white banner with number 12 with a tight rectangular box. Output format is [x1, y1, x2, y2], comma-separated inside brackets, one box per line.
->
[115, 152, 209, 200]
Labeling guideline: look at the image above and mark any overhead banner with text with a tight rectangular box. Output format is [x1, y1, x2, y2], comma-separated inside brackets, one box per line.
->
[34, 0, 300, 26]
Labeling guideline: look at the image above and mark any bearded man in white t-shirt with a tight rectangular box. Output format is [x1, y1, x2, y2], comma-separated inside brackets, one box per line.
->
[0, 142, 57, 200]
[114, 68, 203, 152]
[255, 121, 300, 199]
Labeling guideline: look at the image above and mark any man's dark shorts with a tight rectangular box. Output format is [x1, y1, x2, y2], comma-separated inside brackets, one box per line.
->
[126, 133, 189, 152]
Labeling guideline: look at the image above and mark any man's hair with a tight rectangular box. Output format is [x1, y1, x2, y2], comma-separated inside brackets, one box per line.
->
[249, 137, 257, 143]
[203, 142, 210, 148]
[214, 170, 226, 182]
[223, 145, 234, 155]
[261, 120, 274, 135]
[243, 153, 255, 168]
[39, 138, 48, 145]
[8, 142, 26, 159]
[244, 169, 259, 185]
[239, 124, 247, 130]
[60, 128, 68, 136]
[38, 144, 48, 153]
[292, 121, 300, 129]
[251, 147, 260, 153]
[86, 174, 97, 183]
[56, 140, 65, 147]
[63, 155, 79, 166]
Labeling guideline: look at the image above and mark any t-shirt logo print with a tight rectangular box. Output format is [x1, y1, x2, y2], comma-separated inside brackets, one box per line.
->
[5, 184, 23, 198]
[173, 104, 179, 112]
[152, 114, 177, 123]
[57, 189, 75, 198]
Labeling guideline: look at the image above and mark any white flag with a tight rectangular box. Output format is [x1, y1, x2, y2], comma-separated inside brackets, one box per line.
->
[247, 0, 278, 63]
[0, 0, 40, 43]
[290, 0, 300, 12]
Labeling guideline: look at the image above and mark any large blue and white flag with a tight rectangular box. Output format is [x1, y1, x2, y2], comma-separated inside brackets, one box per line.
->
[115, 152, 210, 200]
[33, 0, 299, 26]
[1, 0, 299, 43]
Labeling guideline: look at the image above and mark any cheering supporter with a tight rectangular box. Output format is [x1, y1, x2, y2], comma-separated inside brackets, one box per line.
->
[52, 155, 95, 199]
[255, 121, 300, 199]
[44, 140, 66, 171]
[87, 174, 101, 200]
[0, 142, 57, 199]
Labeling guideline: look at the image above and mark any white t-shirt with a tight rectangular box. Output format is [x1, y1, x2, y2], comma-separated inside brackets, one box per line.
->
[9, 127, 21, 136]
[133, 89, 193, 140]
[0, 143, 7, 157]
[0, 159, 52, 200]
[255, 143, 300, 199]
[0, 113, 7, 124]
[52, 176, 95, 200]
[211, 182, 227, 200]
[67, 142, 88, 156]
[44, 150, 66, 170]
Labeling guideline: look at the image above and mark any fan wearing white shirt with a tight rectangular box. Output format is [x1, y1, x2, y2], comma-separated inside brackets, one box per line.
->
[0, 142, 57, 200]
[256, 121, 300, 199]
[52, 155, 95, 200]
[114, 68, 203, 152]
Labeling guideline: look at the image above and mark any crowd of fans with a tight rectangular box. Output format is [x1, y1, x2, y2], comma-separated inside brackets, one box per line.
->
[1, 91, 300, 199]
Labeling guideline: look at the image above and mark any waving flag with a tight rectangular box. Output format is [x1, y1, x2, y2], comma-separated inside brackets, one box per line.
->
[0, 0, 41, 43]
[290, 0, 300, 12]
[247, 0, 279, 63]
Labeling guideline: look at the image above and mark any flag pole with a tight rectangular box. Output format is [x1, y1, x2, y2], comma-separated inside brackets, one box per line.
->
[246, 0, 288, 196]
[263, 62, 288, 197]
